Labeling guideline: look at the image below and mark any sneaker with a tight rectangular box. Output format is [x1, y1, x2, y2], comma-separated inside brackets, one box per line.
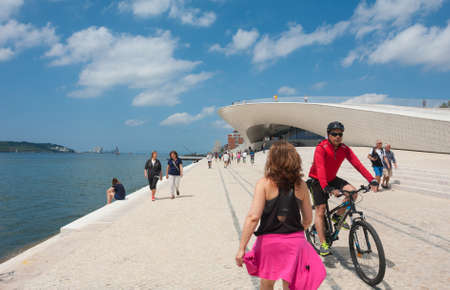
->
[176, 189, 180, 196]
[171, 194, 175, 199]
[381, 184, 388, 189]
[320, 242, 331, 256]
[152, 195, 155, 201]
[332, 214, 350, 230]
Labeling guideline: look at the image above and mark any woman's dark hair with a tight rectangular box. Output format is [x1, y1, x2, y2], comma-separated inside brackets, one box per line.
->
[112, 178, 119, 185]
[264, 141, 303, 187]
[170, 150, 178, 159]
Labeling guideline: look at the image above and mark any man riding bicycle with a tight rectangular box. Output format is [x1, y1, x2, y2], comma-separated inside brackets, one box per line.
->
[308, 121, 379, 256]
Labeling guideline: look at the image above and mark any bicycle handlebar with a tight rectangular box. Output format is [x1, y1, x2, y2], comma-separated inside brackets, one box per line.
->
[336, 185, 370, 198]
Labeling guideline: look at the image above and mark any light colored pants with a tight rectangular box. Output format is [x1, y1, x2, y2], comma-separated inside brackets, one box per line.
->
[168, 174, 181, 195]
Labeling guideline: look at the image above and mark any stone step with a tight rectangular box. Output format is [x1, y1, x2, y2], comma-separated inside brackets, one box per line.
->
[343, 172, 449, 199]
[341, 166, 450, 184]
[390, 184, 449, 200]
[391, 174, 450, 187]
[343, 171, 450, 193]
[341, 164, 450, 180]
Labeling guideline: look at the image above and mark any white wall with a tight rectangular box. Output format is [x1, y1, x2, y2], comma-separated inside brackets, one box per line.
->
[218, 103, 450, 154]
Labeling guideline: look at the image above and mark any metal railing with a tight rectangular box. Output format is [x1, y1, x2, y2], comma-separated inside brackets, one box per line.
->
[231, 96, 449, 108]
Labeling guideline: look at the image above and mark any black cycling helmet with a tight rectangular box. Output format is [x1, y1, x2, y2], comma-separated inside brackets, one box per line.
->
[327, 121, 345, 134]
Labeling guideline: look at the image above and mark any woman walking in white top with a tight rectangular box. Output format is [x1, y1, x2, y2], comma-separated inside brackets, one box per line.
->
[223, 151, 230, 168]
[166, 151, 183, 199]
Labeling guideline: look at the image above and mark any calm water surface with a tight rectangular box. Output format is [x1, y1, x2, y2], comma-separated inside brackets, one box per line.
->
[0, 153, 190, 261]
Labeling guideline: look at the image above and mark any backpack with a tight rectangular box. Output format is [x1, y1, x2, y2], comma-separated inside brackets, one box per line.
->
[370, 147, 383, 167]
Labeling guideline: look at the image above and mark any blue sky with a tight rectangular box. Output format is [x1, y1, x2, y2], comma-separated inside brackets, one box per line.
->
[1, 0, 449, 153]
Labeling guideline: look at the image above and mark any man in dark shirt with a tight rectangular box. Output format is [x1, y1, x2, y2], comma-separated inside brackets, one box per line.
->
[250, 148, 255, 164]
[367, 140, 384, 190]
[106, 177, 126, 204]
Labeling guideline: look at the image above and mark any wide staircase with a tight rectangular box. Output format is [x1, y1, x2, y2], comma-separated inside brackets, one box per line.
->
[339, 163, 450, 200]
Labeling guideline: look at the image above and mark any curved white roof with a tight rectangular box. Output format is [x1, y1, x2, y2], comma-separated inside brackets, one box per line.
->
[218, 102, 450, 154]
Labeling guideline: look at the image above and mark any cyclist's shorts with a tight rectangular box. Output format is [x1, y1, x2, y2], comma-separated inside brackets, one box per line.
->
[307, 177, 349, 206]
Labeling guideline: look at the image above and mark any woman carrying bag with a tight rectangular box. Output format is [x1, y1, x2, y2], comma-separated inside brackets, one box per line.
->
[166, 150, 183, 199]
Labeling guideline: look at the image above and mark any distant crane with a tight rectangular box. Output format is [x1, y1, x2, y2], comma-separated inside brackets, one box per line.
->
[183, 145, 195, 155]
[180, 145, 205, 162]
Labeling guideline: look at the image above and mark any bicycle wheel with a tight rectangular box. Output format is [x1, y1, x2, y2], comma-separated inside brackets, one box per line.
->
[306, 225, 324, 254]
[349, 220, 386, 286]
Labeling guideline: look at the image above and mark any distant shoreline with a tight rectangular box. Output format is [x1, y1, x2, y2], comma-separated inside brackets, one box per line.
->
[0, 141, 75, 153]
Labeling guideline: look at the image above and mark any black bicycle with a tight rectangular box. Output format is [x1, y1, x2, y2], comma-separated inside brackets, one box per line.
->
[305, 185, 386, 286]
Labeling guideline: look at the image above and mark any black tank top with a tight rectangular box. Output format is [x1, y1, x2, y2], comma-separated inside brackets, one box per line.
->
[254, 185, 304, 236]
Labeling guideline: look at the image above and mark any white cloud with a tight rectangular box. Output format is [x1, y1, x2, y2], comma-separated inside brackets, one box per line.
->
[351, 0, 443, 38]
[0, 1, 59, 62]
[0, 20, 59, 62]
[210, 28, 259, 55]
[0, 0, 23, 22]
[0, 47, 14, 61]
[252, 21, 349, 66]
[277, 86, 296, 95]
[343, 0, 447, 69]
[341, 50, 360, 67]
[311, 81, 327, 90]
[169, 4, 216, 27]
[368, 22, 450, 70]
[212, 119, 232, 129]
[46, 27, 213, 105]
[45, 26, 114, 66]
[119, 0, 216, 27]
[160, 106, 215, 126]
[125, 119, 145, 126]
[342, 93, 388, 104]
[119, 0, 171, 17]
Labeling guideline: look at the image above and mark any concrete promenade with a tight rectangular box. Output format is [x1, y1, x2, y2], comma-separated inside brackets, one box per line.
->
[1, 147, 449, 289]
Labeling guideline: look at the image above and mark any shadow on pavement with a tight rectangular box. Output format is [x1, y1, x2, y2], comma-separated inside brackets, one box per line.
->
[324, 246, 394, 289]
[0, 271, 14, 282]
[155, 195, 194, 200]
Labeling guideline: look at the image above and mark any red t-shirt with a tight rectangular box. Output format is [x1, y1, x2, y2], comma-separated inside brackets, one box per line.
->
[309, 139, 374, 189]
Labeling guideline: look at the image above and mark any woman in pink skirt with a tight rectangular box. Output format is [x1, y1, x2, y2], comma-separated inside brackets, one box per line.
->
[235, 141, 326, 290]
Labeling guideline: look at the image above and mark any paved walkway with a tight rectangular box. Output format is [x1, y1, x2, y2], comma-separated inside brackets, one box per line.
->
[1, 147, 449, 289]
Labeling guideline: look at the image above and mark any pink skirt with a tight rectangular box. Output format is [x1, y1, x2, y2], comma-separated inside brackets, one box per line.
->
[243, 231, 326, 290]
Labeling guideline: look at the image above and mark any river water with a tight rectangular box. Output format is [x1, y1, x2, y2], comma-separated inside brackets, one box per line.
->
[0, 153, 191, 262]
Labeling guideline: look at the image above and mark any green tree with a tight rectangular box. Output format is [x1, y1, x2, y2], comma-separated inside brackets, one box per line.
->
[439, 101, 450, 108]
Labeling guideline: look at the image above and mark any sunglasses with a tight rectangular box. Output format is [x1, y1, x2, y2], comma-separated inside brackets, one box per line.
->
[330, 132, 343, 137]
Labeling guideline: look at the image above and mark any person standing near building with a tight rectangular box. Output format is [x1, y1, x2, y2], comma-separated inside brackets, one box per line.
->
[166, 151, 183, 199]
[242, 150, 247, 163]
[368, 140, 384, 190]
[382, 144, 397, 189]
[145, 151, 163, 201]
[206, 152, 213, 169]
[235, 141, 325, 289]
[249, 148, 255, 164]
[106, 178, 126, 204]
[223, 151, 230, 168]
[237, 151, 241, 163]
